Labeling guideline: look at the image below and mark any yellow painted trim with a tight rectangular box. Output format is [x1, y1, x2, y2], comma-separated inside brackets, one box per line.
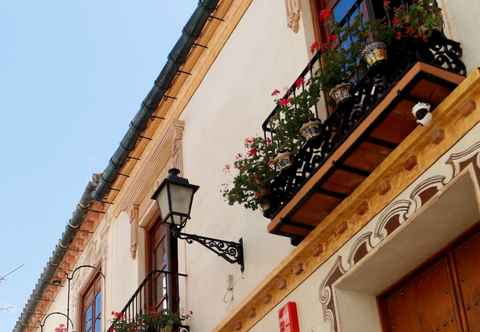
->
[213, 69, 480, 332]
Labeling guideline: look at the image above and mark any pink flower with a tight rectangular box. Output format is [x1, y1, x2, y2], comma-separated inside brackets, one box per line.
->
[278, 98, 289, 107]
[223, 164, 231, 173]
[112, 311, 124, 320]
[235, 153, 242, 160]
[295, 77, 304, 88]
[54, 324, 67, 332]
[271, 89, 281, 96]
[244, 137, 255, 145]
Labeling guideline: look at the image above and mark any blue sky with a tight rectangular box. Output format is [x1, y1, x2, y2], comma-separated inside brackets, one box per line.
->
[0, 1, 197, 330]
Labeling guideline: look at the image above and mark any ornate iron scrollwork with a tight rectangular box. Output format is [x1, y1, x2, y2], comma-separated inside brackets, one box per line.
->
[172, 227, 245, 272]
[425, 31, 466, 76]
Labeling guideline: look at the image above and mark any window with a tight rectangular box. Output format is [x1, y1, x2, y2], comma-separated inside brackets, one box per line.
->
[82, 273, 102, 332]
[311, 0, 401, 43]
[145, 219, 179, 313]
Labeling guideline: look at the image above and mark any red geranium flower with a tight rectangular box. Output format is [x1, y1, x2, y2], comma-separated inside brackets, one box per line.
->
[395, 31, 402, 40]
[112, 311, 124, 320]
[383, 0, 390, 7]
[310, 41, 320, 54]
[328, 34, 337, 43]
[320, 42, 332, 52]
[295, 77, 304, 88]
[271, 89, 280, 96]
[278, 98, 289, 107]
[318, 9, 332, 22]
[392, 17, 400, 26]
[248, 148, 257, 157]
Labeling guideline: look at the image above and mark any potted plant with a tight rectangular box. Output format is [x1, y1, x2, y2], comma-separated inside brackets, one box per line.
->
[387, 0, 443, 41]
[111, 311, 137, 332]
[360, 18, 394, 68]
[270, 84, 319, 159]
[111, 310, 188, 332]
[138, 310, 186, 332]
[311, 9, 364, 105]
[222, 136, 278, 212]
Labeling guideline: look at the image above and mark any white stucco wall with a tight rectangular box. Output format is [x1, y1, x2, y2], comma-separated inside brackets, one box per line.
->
[179, 1, 311, 331]
[106, 211, 138, 315]
[441, 0, 480, 72]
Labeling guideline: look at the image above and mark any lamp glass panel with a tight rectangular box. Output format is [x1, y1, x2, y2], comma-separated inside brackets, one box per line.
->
[170, 183, 194, 220]
[156, 184, 171, 222]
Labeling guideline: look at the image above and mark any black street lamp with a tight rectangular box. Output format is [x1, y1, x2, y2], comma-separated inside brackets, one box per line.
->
[152, 168, 245, 272]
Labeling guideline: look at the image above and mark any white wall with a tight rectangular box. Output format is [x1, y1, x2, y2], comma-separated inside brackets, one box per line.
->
[179, 1, 310, 331]
[106, 211, 138, 315]
[441, 0, 480, 72]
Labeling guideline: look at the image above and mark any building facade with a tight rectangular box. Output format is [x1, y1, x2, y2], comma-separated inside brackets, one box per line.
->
[15, 1, 480, 332]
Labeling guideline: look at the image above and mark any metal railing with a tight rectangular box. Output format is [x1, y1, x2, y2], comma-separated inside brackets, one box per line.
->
[107, 270, 188, 332]
[261, 0, 465, 219]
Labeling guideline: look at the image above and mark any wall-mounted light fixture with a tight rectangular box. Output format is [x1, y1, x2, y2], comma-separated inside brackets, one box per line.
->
[152, 168, 244, 272]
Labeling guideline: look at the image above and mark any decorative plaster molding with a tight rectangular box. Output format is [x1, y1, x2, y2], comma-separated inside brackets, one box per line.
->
[171, 120, 185, 172]
[285, 0, 301, 33]
[319, 138, 480, 331]
[129, 204, 140, 259]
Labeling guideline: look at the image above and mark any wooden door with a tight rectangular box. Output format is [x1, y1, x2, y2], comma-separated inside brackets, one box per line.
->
[380, 257, 462, 332]
[379, 228, 480, 332]
[453, 231, 480, 331]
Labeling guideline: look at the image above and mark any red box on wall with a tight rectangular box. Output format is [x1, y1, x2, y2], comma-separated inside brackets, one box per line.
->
[278, 302, 300, 332]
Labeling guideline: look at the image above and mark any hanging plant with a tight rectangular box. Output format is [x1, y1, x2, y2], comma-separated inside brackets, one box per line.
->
[385, 0, 443, 42]
[222, 136, 278, 211]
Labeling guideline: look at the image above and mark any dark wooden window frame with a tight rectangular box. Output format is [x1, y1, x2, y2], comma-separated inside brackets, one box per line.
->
[80, 271, 103, 332]
[309, 0, 383, 43]
[145, 217, 179, 313]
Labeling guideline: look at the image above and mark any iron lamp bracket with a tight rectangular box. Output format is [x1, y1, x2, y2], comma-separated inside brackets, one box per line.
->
[171, 226, 244, 272]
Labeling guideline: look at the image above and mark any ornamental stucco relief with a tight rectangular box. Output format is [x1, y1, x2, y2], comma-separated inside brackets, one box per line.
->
[319, 138, 480, 332]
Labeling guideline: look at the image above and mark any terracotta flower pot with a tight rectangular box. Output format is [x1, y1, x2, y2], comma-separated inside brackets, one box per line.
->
[362, 41, 388, 67]
[300, 120, 322, 141]
[273, 151, 293, 171]
[328, 82, 352, 105]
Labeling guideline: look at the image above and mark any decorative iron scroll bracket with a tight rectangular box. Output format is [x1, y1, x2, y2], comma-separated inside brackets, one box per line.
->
[172, 227, 244, 272]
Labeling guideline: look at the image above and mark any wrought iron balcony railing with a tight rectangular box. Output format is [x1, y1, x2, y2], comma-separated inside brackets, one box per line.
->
[107, 270, 188, 332]
[261, 1, 466, 226]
